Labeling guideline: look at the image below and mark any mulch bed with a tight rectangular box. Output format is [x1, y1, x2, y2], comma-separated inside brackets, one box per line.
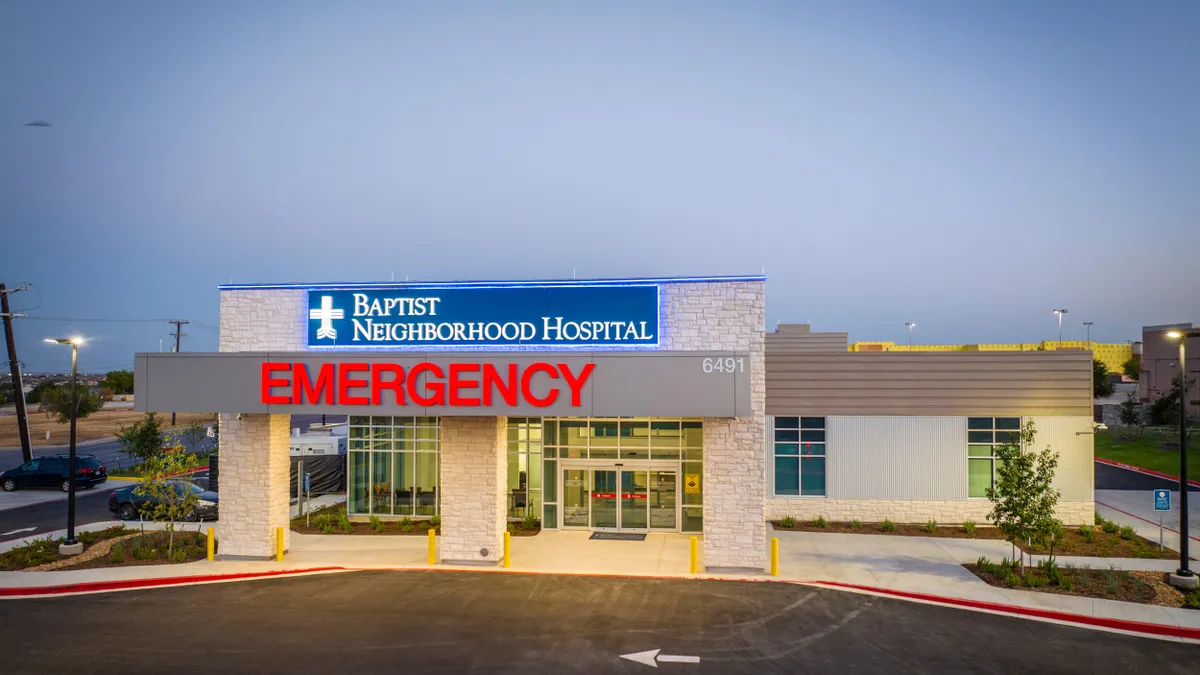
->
[770, 520, 1181, 560]
[290, 505, 541, 537]
[966, 563, 1192, 608]
[64, 530, 209, 570]
[1, 526, 208, 571]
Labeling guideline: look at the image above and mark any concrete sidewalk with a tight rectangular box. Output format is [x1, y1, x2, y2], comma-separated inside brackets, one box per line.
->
[3, 527, 1198, 633]
[1097, 489, 1200, 555]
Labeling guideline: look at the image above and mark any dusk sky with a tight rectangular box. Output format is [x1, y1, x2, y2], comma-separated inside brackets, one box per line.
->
[2, 1, 1197, 373]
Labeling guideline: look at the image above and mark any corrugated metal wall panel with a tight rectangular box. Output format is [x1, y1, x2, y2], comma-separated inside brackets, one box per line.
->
[764, 348, 1092, 417]
[1027, 416, 1094, 502]
[827, 416, 968, 499]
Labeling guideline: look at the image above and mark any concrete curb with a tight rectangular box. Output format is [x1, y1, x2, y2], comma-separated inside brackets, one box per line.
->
[1095, 458, 1200, 489]
[804, 580, 1200, 642]
[0, 566, 349, 599]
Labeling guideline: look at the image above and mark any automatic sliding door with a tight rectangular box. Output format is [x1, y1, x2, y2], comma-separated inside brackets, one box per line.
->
[591, 470, 618, 529]
[620, 470, 648, 530]
[562, 469, 589, 527]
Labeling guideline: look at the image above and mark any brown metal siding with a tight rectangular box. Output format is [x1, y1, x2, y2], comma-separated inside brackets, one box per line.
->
[765, 345, 1092, 417]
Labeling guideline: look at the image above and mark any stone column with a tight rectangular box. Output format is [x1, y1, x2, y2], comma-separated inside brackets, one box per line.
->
[703, 417, 767, 571]
[216, 413, 292, 559]
[439, 416, 506, 565]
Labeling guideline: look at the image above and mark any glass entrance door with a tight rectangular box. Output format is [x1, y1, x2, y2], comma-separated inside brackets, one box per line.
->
[562, 469, 589, 528]
[591, 470, 618, 529]
[620, 470, 648, 529]
[562, 464, 679, 532]
[648, 471, 677, 530]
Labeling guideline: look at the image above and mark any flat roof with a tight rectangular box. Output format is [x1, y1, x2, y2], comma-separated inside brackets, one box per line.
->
[218, 275, 767, 291]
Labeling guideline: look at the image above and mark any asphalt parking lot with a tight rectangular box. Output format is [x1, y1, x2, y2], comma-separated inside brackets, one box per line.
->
[0, 571, 1196, 674]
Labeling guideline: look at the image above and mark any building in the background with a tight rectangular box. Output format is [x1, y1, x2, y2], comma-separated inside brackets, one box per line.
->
[1139, 322, 1200, 417]
[134, 276, 1095, 571]
[849, 339, 1133, 375]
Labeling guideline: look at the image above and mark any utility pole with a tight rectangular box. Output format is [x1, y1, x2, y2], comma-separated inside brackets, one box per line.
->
[1, 283, 33, 462]
[168, 319, 189, 425]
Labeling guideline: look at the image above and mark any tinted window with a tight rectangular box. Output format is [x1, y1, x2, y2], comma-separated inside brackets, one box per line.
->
[40, 458, 65, 472]
[20, 461, 39, 472]
[78, 457, 102, 469]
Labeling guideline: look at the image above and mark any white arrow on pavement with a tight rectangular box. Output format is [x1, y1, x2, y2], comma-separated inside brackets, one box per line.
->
[620, 649, 700, 668]
[1, 527, 37, 537]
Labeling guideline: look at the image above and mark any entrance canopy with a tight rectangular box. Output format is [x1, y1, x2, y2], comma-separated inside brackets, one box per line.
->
[134, 351, 751, 417]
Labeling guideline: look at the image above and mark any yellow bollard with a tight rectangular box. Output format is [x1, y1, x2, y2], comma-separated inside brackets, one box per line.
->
[428, 527, 437, 565]
[503, 530, 511, 568]
[771, 537, 779, 577]
[206, 527, 215, 561]
[689, 536, 698, 574]
[275, 526, 284, 562]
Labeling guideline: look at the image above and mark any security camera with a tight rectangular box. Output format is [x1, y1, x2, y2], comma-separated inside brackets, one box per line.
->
[1094, 422, 1108, 431]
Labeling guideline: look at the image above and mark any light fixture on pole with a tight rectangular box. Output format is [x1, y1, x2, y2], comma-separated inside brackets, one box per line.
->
[905, 322, 916, 349]
[1083, 321, 1093, 345]
[1164, 329, 1198, 588]
[44, 336, 85, 555]
[1052, 309, 1069, 348]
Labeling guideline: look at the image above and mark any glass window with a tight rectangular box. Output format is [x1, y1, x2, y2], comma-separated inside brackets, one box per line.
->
[349, 451, 369, 514]
[967, 417, 1020, 498]
[774, 416, 826, 497]
[346, 418, 440, 518]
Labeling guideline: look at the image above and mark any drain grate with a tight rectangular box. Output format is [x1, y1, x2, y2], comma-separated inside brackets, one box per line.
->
[589, 532, 647, 541]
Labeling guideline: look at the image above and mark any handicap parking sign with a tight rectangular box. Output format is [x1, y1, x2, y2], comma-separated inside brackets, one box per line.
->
[1154, 489, 1170, 511]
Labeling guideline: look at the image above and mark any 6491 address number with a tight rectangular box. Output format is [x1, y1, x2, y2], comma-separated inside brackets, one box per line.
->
[701, 357, 745, 374]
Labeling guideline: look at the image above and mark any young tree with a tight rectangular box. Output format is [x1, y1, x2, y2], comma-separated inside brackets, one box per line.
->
[1121, 355, 1141, 382]
[1119, 390, 1142, 427]
[117, 413, 164, 463]
[986, 420, 1061, 574]
[133, 448, 201, 559]
[180, 421, 206, 453]
[1148, 373, 1195, 427]
[38, 382, 104, 424]
[1093, 359, 1115, 398]
[100, 369, 135, 395]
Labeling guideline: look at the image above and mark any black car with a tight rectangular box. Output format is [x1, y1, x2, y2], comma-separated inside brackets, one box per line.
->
[0, 454, 108, 492]
[108, 481, 219, 522]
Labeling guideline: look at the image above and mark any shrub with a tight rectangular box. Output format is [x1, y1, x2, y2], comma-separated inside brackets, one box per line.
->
[369, 516, 384, 533]
[398, 518, 414, 533]
[522, 512, 540, 531]
[1102, 567, 1120, 595]
[1026, 573, 1047, 588]
[779, 516, 797, 528]
[1183, 588, 1200, 610]
[1094, 512, 1102, 526]
[506, 523, 516, 533]
[1100, 519, 1119, 534]
[109, 542, 125, 563]
[1118, 525, 1137, 541]
[813, 515, 827, 528]
[1077, 525, 1095, 543]
[850, 519, 863, 530]
[923, 519, 937, 533]
[1059, 576, 1073, 591]
[338, 512, 353, 534]
[881, 519, 897, 532]
[314, 513, 333, 530]
[962, 520, 976, 535]
[133, 546, 154, 561]
[170, 548, 187, 563]
[429, 515, 441, 529]
[1003, 573, 1022, 587]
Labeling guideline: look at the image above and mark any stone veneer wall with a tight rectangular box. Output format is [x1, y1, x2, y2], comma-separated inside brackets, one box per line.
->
[439, 416, 507, 564]
[219, 289, 307, 351]
[764, 499, 1095, 528]
[662, 282, 766, 571]
[216, 413, 292, 558]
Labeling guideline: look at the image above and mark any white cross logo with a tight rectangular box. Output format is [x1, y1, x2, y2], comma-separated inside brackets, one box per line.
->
[309, 295, 344, 340]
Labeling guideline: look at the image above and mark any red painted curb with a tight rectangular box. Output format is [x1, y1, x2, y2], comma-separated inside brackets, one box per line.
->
[0, 566, 348, 598]
[808, 580, 1200, 640]
[1095, 458, 1200, 489]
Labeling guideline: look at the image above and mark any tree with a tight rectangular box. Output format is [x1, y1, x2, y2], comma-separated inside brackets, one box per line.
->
[25, 380, 59, 404]
[133, 448, 201, 560]
[986, 420, 1061, 574]
[1148, 373, 1195, 427]
[1119, 390, 1142, 431]
[1122, 355, 1141, 382]
[180, 421, 206, 453]
[117, 413, 164, 463]
[1093, 359, 1115, 398]
[38, 382, 104, 424]
[100, 370, 135, 395]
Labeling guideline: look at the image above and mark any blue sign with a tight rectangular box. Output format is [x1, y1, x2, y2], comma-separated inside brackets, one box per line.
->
[1154, 489, 1170, 511]
[304, 472, 311, 493]
[306, 285, 659, 349]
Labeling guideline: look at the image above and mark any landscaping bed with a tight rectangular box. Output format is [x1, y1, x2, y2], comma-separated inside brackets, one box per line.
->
[290, 504, 543, 537]
[770, 515, 1182, 559]
[966, 556, 1200, 610]
[0, 526, 209, 571]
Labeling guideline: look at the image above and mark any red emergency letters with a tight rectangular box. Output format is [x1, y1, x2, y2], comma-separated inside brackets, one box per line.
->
[260, 361, 595, 408]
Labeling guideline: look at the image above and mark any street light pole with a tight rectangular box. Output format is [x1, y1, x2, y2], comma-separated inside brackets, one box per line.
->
[45, 337, 83, 554]
[905, 322, 916, 349]
[1083, 321, 1093, 345]
[1165, 330, 1197, 587]
[1053, 309, 1069, 348]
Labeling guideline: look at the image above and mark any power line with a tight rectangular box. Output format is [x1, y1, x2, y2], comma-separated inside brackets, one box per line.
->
[21, 317, 179, 323]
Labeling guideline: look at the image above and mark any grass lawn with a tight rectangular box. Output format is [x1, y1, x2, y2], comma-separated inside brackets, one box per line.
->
[1093, 428, 1200, 483]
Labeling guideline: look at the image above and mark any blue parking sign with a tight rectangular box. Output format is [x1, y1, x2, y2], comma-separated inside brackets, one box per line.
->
[304, 472, 311, 493]
[1153, 489, 1170, 511]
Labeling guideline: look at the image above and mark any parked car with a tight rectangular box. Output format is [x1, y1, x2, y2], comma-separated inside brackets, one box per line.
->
[0, 454, 108, 492]
[108, 481, 219, 522]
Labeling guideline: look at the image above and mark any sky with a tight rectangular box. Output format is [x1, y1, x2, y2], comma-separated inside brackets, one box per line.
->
[1, 1, 1197, 373]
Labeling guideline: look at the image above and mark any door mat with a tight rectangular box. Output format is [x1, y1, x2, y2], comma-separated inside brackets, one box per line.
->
[589, 532, 647, 541]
